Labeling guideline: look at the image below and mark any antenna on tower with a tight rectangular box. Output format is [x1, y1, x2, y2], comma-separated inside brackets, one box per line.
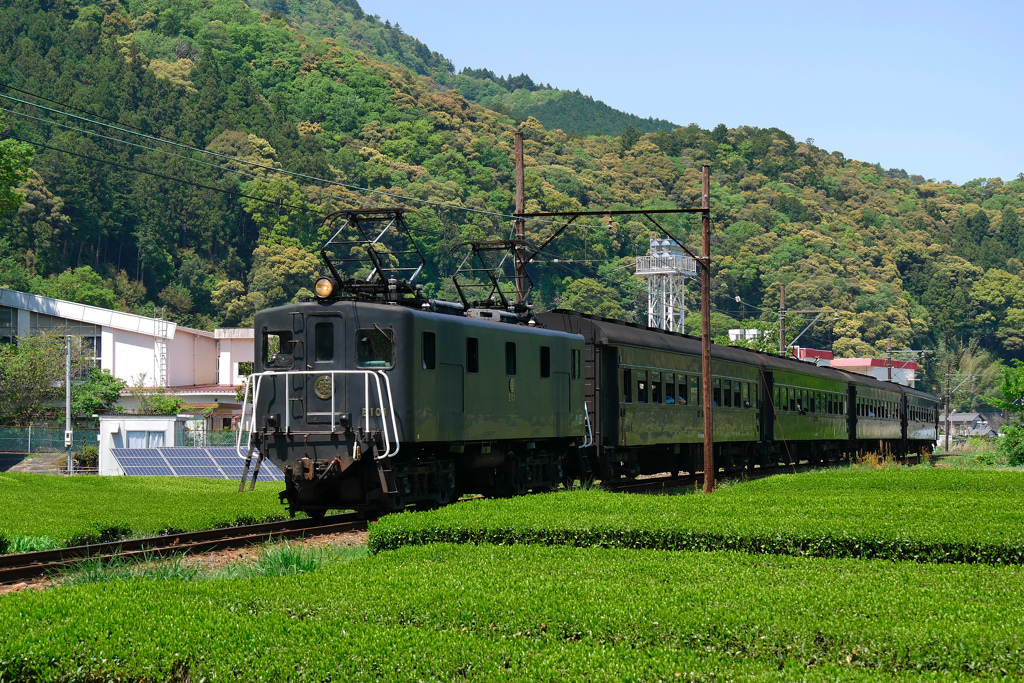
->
[635, 236, 697, 333]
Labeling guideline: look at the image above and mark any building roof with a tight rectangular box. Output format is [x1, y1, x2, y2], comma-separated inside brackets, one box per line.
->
[831, 358, 919, 370]
[215, 328, 254, 339]
[0, 288, 214, 339]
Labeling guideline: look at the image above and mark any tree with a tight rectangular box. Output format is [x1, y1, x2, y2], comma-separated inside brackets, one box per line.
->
[0, 331, 93, 424]
[72, 367, 127, 416]
[0, 112, 33, 217]
[988, 361, 1024, 464]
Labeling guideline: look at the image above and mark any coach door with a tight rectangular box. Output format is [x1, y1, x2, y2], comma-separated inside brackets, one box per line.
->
[305, 315, 346, 425]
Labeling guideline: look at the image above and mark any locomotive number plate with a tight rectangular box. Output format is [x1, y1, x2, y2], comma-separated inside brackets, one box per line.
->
[314, 375, 333, 400]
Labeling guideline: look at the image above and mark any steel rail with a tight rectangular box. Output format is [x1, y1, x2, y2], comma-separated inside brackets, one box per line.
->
[0, 513, 366, 585]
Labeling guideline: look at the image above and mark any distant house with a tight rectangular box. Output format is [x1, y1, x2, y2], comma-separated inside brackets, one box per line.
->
[830, 357, 918, 387]
[941, 412, 1003, 438]
[0, 289, 253, 427]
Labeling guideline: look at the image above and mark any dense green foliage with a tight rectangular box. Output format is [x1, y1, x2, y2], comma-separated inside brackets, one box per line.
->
[0, 473, 284, 551]
[2, 544, 1024, 679]
[370, 469, 1024, 563]
[0, 0, 1021, 397]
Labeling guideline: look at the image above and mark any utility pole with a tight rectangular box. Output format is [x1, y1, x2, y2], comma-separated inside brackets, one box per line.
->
[700, 164, 714, 494]
[513, 131, 526, 304]
[944, 362, 950, 453]
[778, 284, 786, 355]
[65, 335, 73, 475]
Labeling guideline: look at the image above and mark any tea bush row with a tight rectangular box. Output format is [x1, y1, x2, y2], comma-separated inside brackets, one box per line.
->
[1, 544, 1023, 680]
[370, 469, 1024, 564]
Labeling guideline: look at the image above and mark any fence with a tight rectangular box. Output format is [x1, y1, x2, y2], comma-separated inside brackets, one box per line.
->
[0, 426, 99, 454]
[179, 430, 240, 448]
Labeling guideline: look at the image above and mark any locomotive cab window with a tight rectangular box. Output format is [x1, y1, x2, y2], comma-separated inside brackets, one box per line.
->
[355, 328, 394, 369]
[314, 324, 334, 362]
[540, 346, 551, 378]
[422, 332, 436, 370]
[263, 331, 294, 368]
[467, 337, 479, 373]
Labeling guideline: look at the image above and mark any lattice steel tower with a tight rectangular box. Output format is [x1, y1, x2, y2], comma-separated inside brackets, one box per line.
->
[635, 239, 698, 333]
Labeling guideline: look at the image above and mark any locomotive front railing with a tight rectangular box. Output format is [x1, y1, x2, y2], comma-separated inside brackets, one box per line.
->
[236, 369, 400, 461]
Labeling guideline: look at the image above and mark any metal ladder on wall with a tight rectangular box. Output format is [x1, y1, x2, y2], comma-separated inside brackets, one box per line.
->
[153, 307, 168, 387]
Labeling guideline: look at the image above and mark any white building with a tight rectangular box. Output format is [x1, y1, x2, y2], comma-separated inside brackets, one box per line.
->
[0, 289, 253, 425]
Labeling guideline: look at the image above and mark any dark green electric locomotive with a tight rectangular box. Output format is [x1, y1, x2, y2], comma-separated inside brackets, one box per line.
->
[243, 209, 587, 517]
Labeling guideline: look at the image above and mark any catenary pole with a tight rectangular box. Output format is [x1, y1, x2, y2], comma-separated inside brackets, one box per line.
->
[701, 165, 714, 494]
[514, 131, 526, 304]
[944, 362, 950, 453]
[65, 335, 73, 475]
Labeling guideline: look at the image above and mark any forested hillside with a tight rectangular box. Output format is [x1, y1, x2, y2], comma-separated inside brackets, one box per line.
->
[0, 0, 1021, 402]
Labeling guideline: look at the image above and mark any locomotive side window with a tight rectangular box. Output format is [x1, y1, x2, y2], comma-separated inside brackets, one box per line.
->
[355, 328, 394, 369]
[623, 369, 633, 402]
[467, 337, 479, 373]
[264, 331, 293, 368]
[315, 323, 333, 362]
[637, 370, 648, 403]
[540, 346, 551, 378]
[422, 332, 436, 370]
[505, 342, 517, 375]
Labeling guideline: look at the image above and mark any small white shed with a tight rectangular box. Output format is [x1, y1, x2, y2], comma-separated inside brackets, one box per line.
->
[98, 414, 192, 475]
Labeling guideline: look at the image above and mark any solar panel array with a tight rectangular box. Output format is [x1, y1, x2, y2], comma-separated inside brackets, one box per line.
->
[111, 447, 285, 481]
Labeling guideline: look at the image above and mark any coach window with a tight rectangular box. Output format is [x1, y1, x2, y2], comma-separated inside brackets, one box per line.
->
[651, 372, 662, 403]
[751, 383, 758, 409]
[723, 380, 732, 407]
[540, 346, 551, 378]
[742, 382, 750, 408]
[713, 379, 722, 407]
[734, 382, 742, 407]
[678, 375, 689, 404]
[637, 370, 648, 403]
[690, 375, 701, 406]
[664, 373, 675, 404]
[775, 387, 782, 410]
[571, 349, 582, 379]
[467, 337, 479, 373]
[422, 332, 436, 370]
[505, 342, 517, 375]
[623, 369, 633, 402]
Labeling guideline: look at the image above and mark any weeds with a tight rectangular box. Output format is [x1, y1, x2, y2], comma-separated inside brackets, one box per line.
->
[6, 536, 60, 554]
[58, 541, 367, 586]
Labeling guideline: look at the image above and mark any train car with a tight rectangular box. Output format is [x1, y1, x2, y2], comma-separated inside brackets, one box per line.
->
[537, 310, 939, 480]
[903, 385, 940, 451]
[251, 299, 586, 515]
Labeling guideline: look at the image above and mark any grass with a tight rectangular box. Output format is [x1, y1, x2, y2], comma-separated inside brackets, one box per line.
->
[59, 541, 368, 586]
[0, 473, 287, 551]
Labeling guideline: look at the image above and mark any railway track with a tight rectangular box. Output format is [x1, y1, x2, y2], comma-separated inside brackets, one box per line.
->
[0, 514, 366, 585]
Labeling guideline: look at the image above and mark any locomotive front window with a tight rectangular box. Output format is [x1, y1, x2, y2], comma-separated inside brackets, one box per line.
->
[355, 328, 394, 369]
[422, 332, 436, 370]
[264, 331, 293, 368]
[315, 323, 333, 362]
[467, 337, 479, 373]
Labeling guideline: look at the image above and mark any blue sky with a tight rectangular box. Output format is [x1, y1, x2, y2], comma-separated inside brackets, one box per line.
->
[358, 0, 1022, 185]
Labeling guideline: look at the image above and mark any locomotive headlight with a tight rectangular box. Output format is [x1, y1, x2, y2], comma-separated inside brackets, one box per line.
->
[314, 277, 336, 299]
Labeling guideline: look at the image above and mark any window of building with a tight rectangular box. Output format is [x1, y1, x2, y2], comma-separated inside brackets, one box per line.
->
[127, 430, 165, 448]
